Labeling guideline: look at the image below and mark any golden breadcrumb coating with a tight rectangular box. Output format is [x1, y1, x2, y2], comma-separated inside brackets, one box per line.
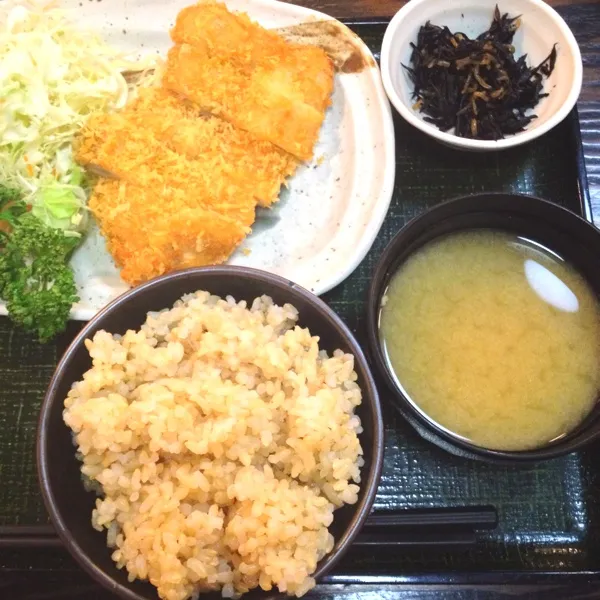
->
[89, 179, 250, 285]
[171, 1, 334, 113]
[76, 111, 257, 226]
[77, 88, 296, 209]
[164, 1, 334, 160]
[77, 87, 273, 284]
[130, 88, 297, 207]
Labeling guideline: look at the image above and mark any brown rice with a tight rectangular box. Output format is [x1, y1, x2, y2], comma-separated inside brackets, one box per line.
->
[63, 291, 363, 600]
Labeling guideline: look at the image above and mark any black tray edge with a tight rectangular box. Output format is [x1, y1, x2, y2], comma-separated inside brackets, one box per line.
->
[322, 571, 600, 585]
[571, 107, 593, 223]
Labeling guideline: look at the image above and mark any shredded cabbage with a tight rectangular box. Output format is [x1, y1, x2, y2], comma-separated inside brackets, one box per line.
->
[0, 2, 146, 235]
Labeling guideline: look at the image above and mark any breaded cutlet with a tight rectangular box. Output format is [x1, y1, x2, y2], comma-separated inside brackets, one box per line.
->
[76, 2, 336, 286]
[163, 1, 334, 161]
[89, 179, 251, 285]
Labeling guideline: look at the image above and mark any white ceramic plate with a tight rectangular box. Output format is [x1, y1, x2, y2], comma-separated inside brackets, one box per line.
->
[1, 0, 395, 321]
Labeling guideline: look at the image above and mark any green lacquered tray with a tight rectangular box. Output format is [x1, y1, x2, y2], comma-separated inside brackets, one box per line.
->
[1, 19, 599, 591]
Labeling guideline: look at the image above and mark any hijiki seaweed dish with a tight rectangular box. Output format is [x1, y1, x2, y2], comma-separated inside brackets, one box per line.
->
[404, 5, 558, 140]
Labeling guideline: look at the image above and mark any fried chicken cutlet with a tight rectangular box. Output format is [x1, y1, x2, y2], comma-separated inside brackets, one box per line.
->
[76, 3, 336, 286]
[163, 1, 334, 161]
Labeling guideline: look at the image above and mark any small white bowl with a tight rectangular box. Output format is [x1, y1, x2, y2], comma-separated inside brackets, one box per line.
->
[380, 0, 583, 151]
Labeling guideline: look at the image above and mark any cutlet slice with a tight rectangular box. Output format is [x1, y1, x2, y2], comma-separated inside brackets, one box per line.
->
[77, 102, 260, 285]
[90, 179, 250, 285]
[163, 2, 334, 160]
[76, 110, 257, 224]
[77, 89, 296, 208]
[171, 1, 334, 113]
[163, 44, 326, 162]
[129, 88, 298, 207]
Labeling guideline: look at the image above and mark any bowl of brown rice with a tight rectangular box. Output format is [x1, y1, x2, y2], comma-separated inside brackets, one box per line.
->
[37, 266, 384, 600]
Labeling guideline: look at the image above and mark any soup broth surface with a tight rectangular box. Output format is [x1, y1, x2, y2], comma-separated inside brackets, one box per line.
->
[380, 230, 600, 451]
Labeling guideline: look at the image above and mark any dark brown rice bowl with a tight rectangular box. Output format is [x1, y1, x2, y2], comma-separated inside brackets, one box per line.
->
[37, 265, 384, 600]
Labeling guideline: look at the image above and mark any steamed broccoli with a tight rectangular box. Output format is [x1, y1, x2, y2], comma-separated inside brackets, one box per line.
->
[0, 185, 79, 342]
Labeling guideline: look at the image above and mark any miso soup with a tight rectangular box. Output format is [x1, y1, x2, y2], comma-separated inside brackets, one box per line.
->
[379, 230, 600, 451]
